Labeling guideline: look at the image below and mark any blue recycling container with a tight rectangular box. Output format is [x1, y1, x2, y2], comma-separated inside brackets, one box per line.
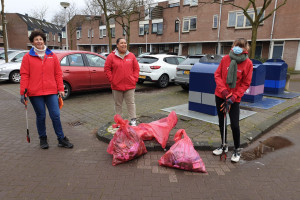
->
[189, 62, 219, 116]
[242, 60, 266, 102]
[263, 59, 288, 94]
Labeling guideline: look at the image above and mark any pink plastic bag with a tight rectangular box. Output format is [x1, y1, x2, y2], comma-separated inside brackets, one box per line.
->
[159, 129, 207, 173]
[107, 115, 147, 166]
[132, 111, 178, 148]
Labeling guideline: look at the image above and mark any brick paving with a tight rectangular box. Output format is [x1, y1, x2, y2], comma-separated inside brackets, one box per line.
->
[0, 78, 299, 200]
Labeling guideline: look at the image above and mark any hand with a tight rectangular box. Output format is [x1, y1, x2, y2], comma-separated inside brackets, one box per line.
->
[227, 95, 235, 105]
[221, 90, 229, 99]
[58, 91, 65, 97]
[20, 95, 27, 105]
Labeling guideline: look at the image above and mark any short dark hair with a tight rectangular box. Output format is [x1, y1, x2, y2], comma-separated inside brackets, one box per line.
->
[29, 30, 46, 43]
[116, 38, 126, 45]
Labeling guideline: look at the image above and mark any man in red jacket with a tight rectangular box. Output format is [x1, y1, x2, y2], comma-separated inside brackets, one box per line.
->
[104, 38, 140, 126]
[213, 38, 253, 162]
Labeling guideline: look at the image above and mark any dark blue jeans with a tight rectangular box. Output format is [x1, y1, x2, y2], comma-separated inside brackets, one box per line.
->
[30, 94, 64, 140]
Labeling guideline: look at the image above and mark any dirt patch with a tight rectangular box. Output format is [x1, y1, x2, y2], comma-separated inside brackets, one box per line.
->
[241, 136, 293, 161]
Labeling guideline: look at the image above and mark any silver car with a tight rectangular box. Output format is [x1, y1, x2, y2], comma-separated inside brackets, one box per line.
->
[0, 57, 23, 83]
[0, 50, 27, 65]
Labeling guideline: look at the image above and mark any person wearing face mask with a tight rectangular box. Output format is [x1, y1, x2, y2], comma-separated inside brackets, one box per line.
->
[20, 30, 73, 149]
[213, 38, 253, 162]
[104, 38, 140, 126]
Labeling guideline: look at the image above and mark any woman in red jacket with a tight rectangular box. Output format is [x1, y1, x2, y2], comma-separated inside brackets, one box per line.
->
[213, 38, 253, 162]
[104, 38, 140, 126]
[20, 30, 73, 149]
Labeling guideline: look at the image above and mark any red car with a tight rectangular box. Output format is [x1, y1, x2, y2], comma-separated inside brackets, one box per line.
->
[54, 51, 110, 99]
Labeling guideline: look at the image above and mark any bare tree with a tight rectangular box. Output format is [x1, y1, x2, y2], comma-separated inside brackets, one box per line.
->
[1, 0, 8, 62]
[201, 0, 287, 58]
[29, 4, 48, 20]
[51, 2, 79, 26]
[81, 0, 103, 15]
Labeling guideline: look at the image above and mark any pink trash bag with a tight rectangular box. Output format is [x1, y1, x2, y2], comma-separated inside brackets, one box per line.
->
[107, 115, 147, 166]
[133, 111, 178, 148]
[159, 129, 207, 173]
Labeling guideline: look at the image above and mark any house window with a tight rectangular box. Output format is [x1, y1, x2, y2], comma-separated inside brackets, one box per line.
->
[62, 31, 66, 39]
[228, 8, 264, 28]
[213, 15, 218, 28]
[175, 20, 179, 32]
[183, 0, 198, 6]
[46, 34, 49, 41]
[88, 29, 94, 38]
[58, 36, 61, 43]
[53, 35, 55, 41]
[168, 0, 180, 7]
[152, 22, 163, 35]
[76, 30, 81, 39]
[111, 28, 115, 38]
[99, 26, 106, 38]
[139, 25, 145, 35]
[182, 17, 197, 32]
[139, 21, 149, 35]
[272, 41, 284, 59]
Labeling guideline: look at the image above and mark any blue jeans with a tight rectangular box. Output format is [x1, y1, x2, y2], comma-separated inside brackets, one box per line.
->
[29, 94, 64, 140]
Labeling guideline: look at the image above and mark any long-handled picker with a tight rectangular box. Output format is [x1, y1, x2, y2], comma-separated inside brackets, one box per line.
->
[220, 93, 232, 161]
[24, 89, 30, 143]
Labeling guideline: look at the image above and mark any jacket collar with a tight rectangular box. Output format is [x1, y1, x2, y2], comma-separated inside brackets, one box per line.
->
[29, 47, 53, 57]
[114, 49, 129, 59]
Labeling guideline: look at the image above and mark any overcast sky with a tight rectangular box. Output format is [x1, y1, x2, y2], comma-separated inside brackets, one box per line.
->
[2, 0, 86, 22]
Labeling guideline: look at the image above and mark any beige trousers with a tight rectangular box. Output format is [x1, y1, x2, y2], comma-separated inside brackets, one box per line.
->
[112, 89, 136, 119]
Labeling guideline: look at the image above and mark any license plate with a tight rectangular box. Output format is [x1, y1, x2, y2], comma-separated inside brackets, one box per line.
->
[183, 70, 190, 75]
[139, 75, 146, 79]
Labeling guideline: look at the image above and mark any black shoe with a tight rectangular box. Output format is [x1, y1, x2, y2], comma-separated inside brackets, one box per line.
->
[58, 136, 73, 148]
[40, 137, 49, 149]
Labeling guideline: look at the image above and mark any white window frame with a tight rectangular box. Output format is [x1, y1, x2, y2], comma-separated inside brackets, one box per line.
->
[62, 31, 66, 39]
[58, 36, 61, 43]
[182, 16, 197, 32]
[213, 14, 218, 28]
[183, 0, 198, 6]
[76, 30, 81, 40]
[228, 8, 264, 28]
[99, 26, 106, 38]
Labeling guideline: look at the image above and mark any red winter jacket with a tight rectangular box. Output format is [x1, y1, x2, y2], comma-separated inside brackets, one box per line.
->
[20, 48, 64, 96]
[214, 53, 253, 102]
[104, 51, 139, 91]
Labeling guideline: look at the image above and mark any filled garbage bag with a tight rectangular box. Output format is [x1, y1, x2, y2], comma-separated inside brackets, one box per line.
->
[159, 129, 206, 173]
[132, 111, 178, 149]
[107, 115, 147, 166]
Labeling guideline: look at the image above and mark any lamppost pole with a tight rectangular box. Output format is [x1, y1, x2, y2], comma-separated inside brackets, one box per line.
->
[145, 30, 148, 52]
[176, 18, 182, 56]
[60, 2, 70, 50]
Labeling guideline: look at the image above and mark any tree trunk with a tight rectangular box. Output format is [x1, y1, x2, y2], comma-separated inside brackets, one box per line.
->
[250, 23, 259, 59]
[1, 0, 8, 63]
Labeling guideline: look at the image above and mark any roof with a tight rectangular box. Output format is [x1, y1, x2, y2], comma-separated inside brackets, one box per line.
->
[17, 14, 62, 33]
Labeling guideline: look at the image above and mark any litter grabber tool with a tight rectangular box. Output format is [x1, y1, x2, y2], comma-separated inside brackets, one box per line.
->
[220, 93, 232, 161]
[24, 89, 30, 143]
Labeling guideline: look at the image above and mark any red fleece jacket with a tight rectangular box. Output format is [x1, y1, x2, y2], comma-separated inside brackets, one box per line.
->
[214, 54, 253, 102]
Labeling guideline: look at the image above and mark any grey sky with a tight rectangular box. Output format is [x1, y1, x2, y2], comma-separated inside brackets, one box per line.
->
[2, 0, 86, 21]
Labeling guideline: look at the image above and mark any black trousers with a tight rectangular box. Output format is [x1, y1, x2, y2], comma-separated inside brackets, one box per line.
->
[215, 95, 240, 149]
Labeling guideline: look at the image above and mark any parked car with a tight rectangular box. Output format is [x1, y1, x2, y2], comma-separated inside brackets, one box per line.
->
[0, 50, 28, 65]
[54, 51, 109, 99]
[174, 54, 206, 90]
[99, 52, 110, 57]
[175, 54, 224, 90]
[138, 54, 186, 88]
[0, 57, 23, 83]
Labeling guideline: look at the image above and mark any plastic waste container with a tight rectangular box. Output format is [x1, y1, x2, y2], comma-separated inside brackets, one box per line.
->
[189, 62, 219, 116]
[242, 60, 266, 102]
[263, 59, 288, 94]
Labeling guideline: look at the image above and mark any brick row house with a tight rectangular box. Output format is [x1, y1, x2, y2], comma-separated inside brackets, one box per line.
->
[68, 0, 300, 71]
[1, 0, 300, 70]
[0, 13, 62, 50]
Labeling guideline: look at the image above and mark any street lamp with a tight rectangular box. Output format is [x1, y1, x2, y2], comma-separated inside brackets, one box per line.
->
[60, 2, 70, 50]
[176, 17, 182, 56]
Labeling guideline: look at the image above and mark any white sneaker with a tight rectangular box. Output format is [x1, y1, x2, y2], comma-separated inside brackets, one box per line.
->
[213, 145, 228, 156]
[130, 118, 137, 126]
[231, 149, 241, 162]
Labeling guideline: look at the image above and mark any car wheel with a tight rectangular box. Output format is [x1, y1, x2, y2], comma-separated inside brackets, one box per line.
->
[181, 84, 189, 91]
[63, 82, 71, 100]
[9, 71, 21, 83]
[157, 74, 169, 88]
[137, 79, 144, 84]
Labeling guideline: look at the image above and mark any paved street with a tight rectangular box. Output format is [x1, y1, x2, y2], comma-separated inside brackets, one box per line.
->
[0, 76, 299, 199]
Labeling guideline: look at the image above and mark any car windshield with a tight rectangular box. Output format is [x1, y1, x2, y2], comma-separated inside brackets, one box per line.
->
[138, 56, 159, 64]
[0, 51, 16, 59]
[180, 57, 202, 65]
